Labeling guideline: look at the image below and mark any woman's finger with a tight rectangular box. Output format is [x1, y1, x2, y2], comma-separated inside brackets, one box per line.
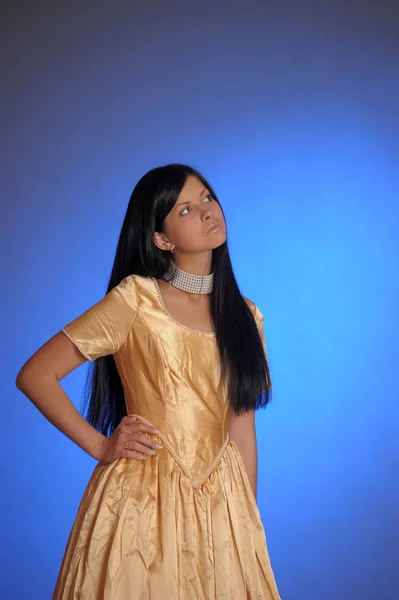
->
[123, 449, 147, 460]
[126, 439, 159, 456]
[124, 432, 163, 451]
[121, 416, 159, 435]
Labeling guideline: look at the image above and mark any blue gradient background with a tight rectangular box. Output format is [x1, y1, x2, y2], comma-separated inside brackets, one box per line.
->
[1, 1, 398, 598]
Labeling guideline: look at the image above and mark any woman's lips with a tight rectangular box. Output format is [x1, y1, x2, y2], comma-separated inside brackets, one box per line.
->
[207, 223, 221, 234]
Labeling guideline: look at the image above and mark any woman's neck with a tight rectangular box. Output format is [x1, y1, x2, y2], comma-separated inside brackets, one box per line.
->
[172, 253, 213, 276]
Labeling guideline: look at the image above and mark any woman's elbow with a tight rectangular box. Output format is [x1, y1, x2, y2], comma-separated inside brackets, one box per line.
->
[15, 363, 33, 391]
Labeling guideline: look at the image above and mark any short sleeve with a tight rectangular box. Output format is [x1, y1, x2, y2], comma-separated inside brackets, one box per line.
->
[61, 275, 138, 361]
[253, 304, 273, 390]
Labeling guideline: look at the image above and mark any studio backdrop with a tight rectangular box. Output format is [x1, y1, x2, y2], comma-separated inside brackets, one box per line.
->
[1, 1, 398, 598]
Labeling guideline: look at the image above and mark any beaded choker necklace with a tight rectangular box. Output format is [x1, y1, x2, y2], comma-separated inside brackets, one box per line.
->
[163, 261, 214, 294]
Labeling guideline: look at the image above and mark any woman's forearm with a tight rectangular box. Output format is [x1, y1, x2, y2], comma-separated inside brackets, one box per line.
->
[233, 434, 258, 501]
[226, 407, 259, 500]
[16, 372, 107, 461]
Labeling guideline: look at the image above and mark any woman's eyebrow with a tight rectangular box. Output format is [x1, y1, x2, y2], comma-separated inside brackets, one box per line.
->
[176, 188, 209, 207]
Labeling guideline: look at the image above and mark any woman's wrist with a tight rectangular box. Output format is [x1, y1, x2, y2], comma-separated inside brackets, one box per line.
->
[88, 430, 109, 461]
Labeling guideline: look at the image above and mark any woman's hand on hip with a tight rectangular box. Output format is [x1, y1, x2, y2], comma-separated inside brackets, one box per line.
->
[98, 415, 163, 465]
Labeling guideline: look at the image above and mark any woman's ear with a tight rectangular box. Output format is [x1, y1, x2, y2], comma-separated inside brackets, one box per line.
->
[153, 231, 174, 253]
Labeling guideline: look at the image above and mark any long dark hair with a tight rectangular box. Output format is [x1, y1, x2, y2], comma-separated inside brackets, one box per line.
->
[84, 164, 272, 436]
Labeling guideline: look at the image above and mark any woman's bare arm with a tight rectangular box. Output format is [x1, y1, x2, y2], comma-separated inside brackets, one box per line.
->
[227, 407, 258, 501]
[15, 332, 107, 461]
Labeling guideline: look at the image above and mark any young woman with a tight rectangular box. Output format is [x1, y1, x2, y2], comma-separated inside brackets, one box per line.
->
[16, 164, 281, 599]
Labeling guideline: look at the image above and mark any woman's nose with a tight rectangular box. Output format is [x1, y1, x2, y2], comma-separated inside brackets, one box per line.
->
[202, 207, 213, 220]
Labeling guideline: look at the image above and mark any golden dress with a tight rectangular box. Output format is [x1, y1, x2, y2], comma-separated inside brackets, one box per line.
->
[53, 274, 281, 599]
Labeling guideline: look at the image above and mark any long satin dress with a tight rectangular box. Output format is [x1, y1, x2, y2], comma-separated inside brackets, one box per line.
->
[53, 274, 281, 599]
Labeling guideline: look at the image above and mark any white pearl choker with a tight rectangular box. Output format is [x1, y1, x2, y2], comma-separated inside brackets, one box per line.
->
[163, 260, 214, 294]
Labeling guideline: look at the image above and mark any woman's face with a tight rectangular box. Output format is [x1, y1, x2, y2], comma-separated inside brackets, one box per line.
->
[155, 175, 226, 254]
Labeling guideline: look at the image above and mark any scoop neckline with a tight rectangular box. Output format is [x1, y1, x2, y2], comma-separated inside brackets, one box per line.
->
[150, 276, 216, 336]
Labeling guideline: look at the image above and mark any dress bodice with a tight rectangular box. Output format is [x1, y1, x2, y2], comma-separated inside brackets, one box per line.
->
[62, 274, 265, 486]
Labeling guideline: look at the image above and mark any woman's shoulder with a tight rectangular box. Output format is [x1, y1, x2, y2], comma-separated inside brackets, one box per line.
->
[112, 273, 158, 309]
[242, 295, 263, 322]
[114, 273, 151, 295]
[243, 295, 256, 311]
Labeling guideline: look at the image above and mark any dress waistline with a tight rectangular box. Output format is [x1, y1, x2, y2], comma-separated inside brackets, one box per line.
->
[129, 413, 230, 489]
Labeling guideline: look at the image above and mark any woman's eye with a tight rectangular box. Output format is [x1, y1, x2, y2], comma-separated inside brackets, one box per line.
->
[180, 194, 212, 216]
